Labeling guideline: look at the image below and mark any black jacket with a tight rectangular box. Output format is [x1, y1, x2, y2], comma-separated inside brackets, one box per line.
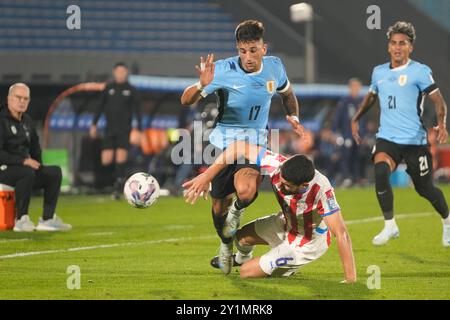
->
[0, 105, 41, 165]
[92, 81, 142, 134]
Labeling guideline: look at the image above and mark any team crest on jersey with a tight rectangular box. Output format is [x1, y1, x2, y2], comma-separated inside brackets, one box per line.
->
[11, 125, 17, 135]
[266, 80, 275, 94]
[325, 190, 339, 211]
[398, 74, 408, 86]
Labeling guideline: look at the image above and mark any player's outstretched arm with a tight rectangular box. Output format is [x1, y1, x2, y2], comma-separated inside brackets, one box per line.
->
[351, 92, 378, 144]
[182, 141, 262, 204]
[180, 54, 215, 106]
[323, 211, 357, 283]
[280, 87, 304, 137]
[428, 90, 448, 144]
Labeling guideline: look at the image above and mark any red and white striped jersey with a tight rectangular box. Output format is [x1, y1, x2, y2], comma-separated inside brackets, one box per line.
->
[257, 149, 340, 247]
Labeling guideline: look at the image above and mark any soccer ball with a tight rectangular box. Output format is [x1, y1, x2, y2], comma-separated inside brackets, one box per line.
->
[123, 172, 160, 209]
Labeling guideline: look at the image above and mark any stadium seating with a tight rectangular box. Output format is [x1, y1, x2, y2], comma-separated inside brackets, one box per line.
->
[0, 0, 237, 54]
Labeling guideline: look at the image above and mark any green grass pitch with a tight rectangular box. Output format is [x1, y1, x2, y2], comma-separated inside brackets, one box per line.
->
[0, 186, 449, 300]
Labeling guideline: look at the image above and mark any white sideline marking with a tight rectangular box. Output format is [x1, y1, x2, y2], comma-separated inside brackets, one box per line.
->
[346, 212, 434, 225]
[0, 212, 436, 260]
[163, 225, 195, 230]
[0, 239, 31, 243]
[0, 235, 216, 260]
[86, 232, 115, 236]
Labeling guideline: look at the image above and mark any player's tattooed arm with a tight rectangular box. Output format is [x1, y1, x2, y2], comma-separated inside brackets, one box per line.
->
[428, 89, 448, 144]
[280, 86, 299, 117]
[280, 87, 304, 137]
[351, 91, 378, 145]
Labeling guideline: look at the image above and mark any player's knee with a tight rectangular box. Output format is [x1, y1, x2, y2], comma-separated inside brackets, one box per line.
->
[235, 184, 257, 204]
[239, 264, 254, 278]
[374, 162, 391, 183]
[239, 263, 266, 279]
[413, 180, 433, 198]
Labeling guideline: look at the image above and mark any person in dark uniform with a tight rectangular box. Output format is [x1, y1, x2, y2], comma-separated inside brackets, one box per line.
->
[89, 62, 142, 199]
[0, 83, 71, 232]
[332, 78, 364, 187]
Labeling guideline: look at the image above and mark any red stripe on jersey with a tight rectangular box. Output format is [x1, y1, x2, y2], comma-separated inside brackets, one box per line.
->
[271, 172, 280, 185]
[299, 211, 313, 247]
[287, 193, 303, 244]
[317, 200, 325, 215]
[270, 173, 288, 232]
[298, 184, 321, 247]
[261, 164, 277, 174]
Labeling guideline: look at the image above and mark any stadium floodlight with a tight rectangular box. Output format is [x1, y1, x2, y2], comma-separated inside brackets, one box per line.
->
[290, 3, 315, 83]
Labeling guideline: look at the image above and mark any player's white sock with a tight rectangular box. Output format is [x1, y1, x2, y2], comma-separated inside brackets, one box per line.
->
[442, 215, 450, 225]
[384, 218, 397, 230]
[235, 238, 254, 265]
[229, 200, 244, 217]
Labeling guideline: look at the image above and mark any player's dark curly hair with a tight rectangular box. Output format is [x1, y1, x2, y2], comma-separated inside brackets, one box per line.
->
[280, 155, 315, 185]
[235, 20, 265, 43]
[386, 21, 416, 43]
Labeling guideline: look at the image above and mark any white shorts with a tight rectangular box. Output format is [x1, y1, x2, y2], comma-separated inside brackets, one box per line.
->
[254, 212, 330, 277]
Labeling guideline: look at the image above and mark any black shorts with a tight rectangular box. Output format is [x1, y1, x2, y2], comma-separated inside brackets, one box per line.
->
[209, 146, 260, 199]
[372, 138, 433, 180]
[102, 132, 129, 150]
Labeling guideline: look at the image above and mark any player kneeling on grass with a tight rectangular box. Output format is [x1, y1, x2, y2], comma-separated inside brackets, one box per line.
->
[183, 141, 356, 282]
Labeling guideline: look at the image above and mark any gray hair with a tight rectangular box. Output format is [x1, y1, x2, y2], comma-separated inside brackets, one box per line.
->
[386, 21, 416, 43]
[8, 83, 30, 96]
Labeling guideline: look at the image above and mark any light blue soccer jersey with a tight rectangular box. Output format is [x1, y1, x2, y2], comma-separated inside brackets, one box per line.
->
[200, 55, 290, 149]
[369, 59, 438, 145]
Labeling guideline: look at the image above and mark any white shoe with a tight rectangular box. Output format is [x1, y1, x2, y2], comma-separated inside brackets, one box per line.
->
[13, 215, 35, 232]
[36, 214, 72, 231]
[372, 226, 400, 246]
[443, 224, 450, 247]
[218, 242, 233, 275]
[223, 212, 241, 238]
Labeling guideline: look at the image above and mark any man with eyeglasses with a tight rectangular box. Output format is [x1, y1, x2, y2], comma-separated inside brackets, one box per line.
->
[0, 83, 71, 232]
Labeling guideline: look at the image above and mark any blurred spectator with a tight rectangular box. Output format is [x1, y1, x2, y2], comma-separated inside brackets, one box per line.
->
[332, 78, 364, 187]
[312, 128, 341, 184]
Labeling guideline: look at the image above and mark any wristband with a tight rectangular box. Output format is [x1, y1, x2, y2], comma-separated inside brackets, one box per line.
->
[291, 115, 300, 123]
[195, 82, 204, 91]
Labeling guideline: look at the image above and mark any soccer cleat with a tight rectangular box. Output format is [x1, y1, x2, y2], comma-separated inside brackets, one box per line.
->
[222, 212, 241, 238]
[217, 242, 234, 275]
[13, 215, 35, 232]
[210, 253, 242, 269]
[35, 214, 72, 232]
[372, 226, 400, 246]
[442, 224, 450, 247]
